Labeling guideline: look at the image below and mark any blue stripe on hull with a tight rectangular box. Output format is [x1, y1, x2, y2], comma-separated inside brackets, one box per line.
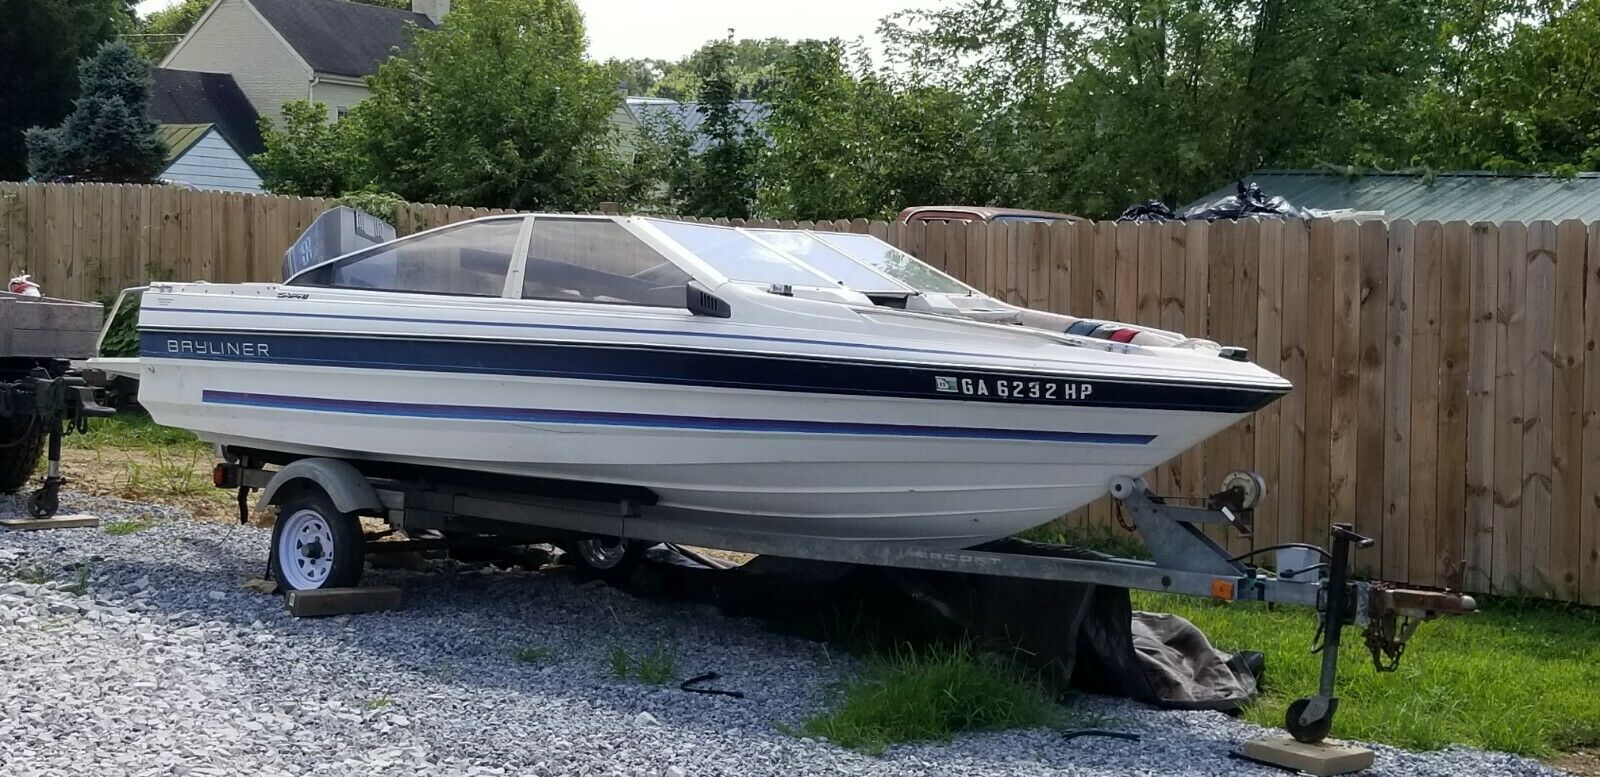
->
[143, 330, 1282, 414]
[201, 390, 1156, 445]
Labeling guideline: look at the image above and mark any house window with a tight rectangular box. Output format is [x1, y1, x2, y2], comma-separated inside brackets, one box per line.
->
[335, 106, 350, 120]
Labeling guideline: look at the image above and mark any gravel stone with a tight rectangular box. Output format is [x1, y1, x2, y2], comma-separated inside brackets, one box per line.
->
[0, 490, 1562, 776]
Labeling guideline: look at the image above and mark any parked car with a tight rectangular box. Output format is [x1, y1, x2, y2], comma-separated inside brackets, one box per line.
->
[898, 205, 1082, 224]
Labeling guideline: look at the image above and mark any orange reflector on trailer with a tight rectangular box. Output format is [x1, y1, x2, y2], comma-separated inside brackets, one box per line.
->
[1211, 579, 1235, 600]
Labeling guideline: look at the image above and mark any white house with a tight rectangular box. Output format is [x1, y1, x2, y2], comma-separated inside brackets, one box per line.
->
[159, 0, 442, 124]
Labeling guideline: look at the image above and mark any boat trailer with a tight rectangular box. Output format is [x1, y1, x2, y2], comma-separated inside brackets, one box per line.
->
[0, 291, 113, 517]
[220, 454, 1475, 744]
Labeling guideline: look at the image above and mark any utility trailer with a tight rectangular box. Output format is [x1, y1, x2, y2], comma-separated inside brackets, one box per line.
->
[215, 451, 1475, 744]
[0, 292, 114, 517]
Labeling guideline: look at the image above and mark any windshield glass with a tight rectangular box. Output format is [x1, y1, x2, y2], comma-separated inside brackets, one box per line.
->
[747, 229, 912, 293]
[818, 233, 973, 295]
[647, 220, 835, 287]
[522, 218, 689, 307]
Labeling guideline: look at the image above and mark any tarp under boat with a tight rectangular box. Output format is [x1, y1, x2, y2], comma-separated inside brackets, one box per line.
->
[630, 540, 1261, 712]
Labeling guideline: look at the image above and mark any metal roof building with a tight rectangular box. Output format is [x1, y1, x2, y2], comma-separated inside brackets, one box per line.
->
[1186, 170, 1600, 222]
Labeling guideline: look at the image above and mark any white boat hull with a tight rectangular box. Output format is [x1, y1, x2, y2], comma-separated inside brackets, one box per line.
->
[140, 357, 1244, 546]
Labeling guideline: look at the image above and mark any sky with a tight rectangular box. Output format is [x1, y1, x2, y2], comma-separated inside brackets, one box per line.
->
[132, 0, 951, 62]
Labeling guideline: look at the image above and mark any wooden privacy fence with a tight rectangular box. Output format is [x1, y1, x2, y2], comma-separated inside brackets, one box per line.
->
[2, 182, 1598, 604]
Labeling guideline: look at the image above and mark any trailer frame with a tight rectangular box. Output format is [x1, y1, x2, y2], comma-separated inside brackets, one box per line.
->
[219, 452, 1473, 744]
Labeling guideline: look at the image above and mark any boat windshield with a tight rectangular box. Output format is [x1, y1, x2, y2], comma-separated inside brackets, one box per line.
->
[646, 219, 836, 288]
[746, 229, 913, 294]
[816, 233, 974, 295]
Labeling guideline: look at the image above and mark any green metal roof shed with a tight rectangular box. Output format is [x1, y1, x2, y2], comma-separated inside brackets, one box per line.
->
[1186, 170, 1600, 222]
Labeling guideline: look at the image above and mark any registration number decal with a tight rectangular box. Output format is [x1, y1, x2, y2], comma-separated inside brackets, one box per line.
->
[935, 375, 1094, 401]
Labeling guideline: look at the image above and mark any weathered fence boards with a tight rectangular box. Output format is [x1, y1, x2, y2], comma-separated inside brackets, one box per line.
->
[4, 182, 1600, 604]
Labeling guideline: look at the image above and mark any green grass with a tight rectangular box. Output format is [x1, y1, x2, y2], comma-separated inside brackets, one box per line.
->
[514, 645, 553, 664]
[1137, 591, 1600, 756]
[103, 515, 159, 535]
[608, 644, 678, 684]
[8, 566, 52, 585]
[364, 696, 393, 711]
[1015, 521, 1151, 560]
[800, 642, 1067, 755]
[61, 411, 207, 453]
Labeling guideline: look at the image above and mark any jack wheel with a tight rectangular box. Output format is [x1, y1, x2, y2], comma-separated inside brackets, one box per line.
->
[27, 488, 59, 519]
[1285, 697, 1337, 744]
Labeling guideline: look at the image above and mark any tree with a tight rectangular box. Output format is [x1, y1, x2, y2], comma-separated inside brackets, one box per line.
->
[134, 0, 209, 61]
[341, 0, 624, 210]
[25, 41, 166, 184]
[880, 0, 1456, 215]
[251, 100, 353, 196]
[607, 38, 795, 100]
[756, 40, 1002, 220]
[685, 40, 761, 218]
[0, 0, 133, 179]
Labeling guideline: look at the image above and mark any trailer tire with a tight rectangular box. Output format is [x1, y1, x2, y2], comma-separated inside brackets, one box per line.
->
[270, 486, 365, 591]
[562, 536, 646, 583]
[0, 417, 46, 494]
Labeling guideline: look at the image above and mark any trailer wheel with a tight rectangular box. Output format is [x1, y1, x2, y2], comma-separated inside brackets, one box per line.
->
[563, 536, 646, 582]
[0, 417, 46, 494]
[270, 487, 365, 591]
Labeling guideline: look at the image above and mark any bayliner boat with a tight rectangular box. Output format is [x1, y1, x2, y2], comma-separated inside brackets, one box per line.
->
[125, 214, 1290, 547]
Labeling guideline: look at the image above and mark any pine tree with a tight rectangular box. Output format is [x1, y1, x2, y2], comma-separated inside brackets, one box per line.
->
[684, 36, 760, 219]
[25, 41, 166, 183]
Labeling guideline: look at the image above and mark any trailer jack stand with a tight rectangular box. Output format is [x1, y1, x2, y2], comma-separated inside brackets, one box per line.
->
[1111, 476, 1475, 744]
[10, 369, 114, 519]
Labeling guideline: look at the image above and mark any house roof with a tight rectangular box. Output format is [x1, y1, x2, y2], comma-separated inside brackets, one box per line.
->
[150, 69, 266, 157]
[1186, 170, 1600, 223]
[156, 124, 215, 164]
[627, 98, 770, 154]
[248, 0, 435, 79]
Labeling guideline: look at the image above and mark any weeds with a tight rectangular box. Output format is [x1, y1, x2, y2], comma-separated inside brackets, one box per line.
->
[64, 563, 91, 596]
[609, 644, 677, 684]
[800, 641, 1064, 754]
[514, 645, 552, 664]
[1015, 521, 1150, 560]
[103, 516, 158, 535]
[364, 697, 392, 711]
[9, 566, 52, 585]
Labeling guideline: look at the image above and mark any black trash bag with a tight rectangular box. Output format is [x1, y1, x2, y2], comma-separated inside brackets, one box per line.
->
[1182, 180, 1309, 221]
[1117, 200, 1181, 223]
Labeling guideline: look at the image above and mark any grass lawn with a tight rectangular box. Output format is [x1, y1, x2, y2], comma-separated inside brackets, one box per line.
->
[49, 411, 237, 521]
[1139, 591, 1600, 757]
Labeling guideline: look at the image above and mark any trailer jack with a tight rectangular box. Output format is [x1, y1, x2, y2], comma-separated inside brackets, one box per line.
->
[1, 367, 115, 518]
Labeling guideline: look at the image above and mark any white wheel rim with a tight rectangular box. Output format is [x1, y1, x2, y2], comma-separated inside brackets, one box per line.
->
[279, 508, 336, 589]
[577, 538, 629, 569]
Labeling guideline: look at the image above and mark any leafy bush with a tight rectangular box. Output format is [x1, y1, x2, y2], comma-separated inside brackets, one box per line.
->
[98, 293, 139, 357]
[336, 188, 406, 226]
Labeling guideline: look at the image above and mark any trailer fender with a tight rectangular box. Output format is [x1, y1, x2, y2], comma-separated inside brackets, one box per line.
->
[256, 458, 382, 516]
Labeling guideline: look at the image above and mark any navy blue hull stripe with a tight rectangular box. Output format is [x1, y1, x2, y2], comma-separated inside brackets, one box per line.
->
[143, 331, 1283, 413]
[202, 390, 1156, 445]
[149, 305, 1018, 362]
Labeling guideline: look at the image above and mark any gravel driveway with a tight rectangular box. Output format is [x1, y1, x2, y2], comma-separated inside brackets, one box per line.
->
[0, 492, 1560, 777]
